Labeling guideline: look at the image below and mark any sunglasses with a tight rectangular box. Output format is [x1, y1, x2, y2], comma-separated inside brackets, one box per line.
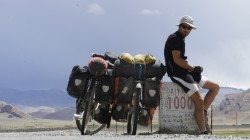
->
[181, 24, 192, 30]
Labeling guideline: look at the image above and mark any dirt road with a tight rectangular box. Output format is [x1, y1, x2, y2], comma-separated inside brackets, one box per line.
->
[0, 128, 249, 140]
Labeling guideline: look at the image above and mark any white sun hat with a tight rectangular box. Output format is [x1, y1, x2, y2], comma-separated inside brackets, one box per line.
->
[176, 15, 197, 29]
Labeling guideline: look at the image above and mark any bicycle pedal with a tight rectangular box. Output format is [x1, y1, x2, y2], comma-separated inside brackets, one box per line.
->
[73, 113, 83, 120]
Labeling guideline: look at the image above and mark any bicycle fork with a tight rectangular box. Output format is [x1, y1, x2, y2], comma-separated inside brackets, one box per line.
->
[73, 78, 95, 121]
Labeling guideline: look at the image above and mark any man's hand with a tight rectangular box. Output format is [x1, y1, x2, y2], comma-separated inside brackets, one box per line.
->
[193, 66, 203, 73]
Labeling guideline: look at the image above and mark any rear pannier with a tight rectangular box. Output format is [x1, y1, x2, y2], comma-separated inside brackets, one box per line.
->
[138, 107, 155, 126]
[114, 53, 166, 80]
[95, 70, 114, 104]
[145, 61, 166, 79]
[142, 77, 162, 108]
[66, 65, 90, 99]
[113, 59, 134, 77]
[113, 76, 134, 105]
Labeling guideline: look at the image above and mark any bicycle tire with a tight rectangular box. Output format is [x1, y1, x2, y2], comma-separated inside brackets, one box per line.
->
[76, 100, 105, 133]
[127, 110, 132, 133]
[127, 87, 140, 135]
[80, 85, 106, 135]
[81, 99, 91, 135]
[75, 99, 84, 131]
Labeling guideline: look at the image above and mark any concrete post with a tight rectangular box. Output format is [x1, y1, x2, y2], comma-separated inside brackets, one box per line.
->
[159, 82, 199, 135]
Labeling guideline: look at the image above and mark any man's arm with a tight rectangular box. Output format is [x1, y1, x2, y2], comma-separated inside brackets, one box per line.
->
[172, 50, 194, 71]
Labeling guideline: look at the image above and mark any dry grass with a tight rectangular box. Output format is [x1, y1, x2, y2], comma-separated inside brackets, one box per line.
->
[0, 118, 75, 130]
[1, 117, 250, 138]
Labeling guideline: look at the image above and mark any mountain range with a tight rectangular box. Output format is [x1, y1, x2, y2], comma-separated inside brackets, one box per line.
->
[0, 87, 75, 108]
[0, 85, 248, 121]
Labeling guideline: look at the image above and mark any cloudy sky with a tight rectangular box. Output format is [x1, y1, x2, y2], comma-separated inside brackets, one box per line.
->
[0, 0, 249, 90]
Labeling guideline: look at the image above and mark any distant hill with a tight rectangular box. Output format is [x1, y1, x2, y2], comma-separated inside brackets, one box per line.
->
[200, 87, 245, 107]
[217, 88, 250, 112]
[30, 107, 75, 120]
[0, 88, 75, 108]
[0, 101, 32, 119]
[213, 89, 250, 124]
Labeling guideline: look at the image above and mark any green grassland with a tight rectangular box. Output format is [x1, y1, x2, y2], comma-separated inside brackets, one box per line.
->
[213, 130, 250, 137]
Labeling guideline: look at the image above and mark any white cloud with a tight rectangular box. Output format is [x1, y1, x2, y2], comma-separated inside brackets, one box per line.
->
[139, 9, 161, 15]
[87, 3, 105, 15]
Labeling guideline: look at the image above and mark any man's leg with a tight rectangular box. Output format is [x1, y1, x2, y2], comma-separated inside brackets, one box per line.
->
[190, 91, 206, 133]
[171, 75, 209, 134]
[201, 80, 220, 133]
[202, 80, 220, 110]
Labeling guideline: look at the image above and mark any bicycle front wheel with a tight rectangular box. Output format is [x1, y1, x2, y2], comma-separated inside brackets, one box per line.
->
[127, 87, 140, 135]
[80, 91, 106, 135]
[75, 99, 84, 132]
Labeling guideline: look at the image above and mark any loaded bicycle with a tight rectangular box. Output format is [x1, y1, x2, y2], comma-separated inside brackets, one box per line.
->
[112, 53, 166, 135]
[67, 52, 118, 135]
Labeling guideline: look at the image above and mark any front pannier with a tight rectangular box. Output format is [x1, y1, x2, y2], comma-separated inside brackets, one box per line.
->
[142, 77, 162, 108]
[66, 65, 90, 99]
[95, 70, 114, 104]
[93, 104, 110, 124]
[111, 105, 128, 122]
[113, 77, 134, 105]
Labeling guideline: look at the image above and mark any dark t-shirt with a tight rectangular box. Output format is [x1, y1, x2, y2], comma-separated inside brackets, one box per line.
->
[164, 31, 188, 77]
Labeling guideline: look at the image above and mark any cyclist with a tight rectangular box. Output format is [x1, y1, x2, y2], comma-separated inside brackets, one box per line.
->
[164, 15, 220, 134]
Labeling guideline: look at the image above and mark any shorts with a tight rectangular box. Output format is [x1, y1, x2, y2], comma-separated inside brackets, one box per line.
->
[170, 72, 208, 97]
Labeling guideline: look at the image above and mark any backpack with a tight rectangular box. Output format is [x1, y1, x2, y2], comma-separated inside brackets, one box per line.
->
[66, 65, 90, 99]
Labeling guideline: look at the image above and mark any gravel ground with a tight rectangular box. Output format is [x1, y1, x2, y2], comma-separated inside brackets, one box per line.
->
[0, 129, 250, 140]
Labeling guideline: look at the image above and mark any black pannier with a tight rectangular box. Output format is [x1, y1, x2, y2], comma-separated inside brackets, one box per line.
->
[104, 52, 119, 64]
[111, 105, 128, 122]
[138, 108, 155, 126]
[142, 77, 161, 108]
[145, 61, 166, 79]
[67, 65, 90, 99]
[113, 76, 134, 105]
[113, 59, 134, 77]
[93, 104, 110, 124]
[95, 70, 114, 104]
